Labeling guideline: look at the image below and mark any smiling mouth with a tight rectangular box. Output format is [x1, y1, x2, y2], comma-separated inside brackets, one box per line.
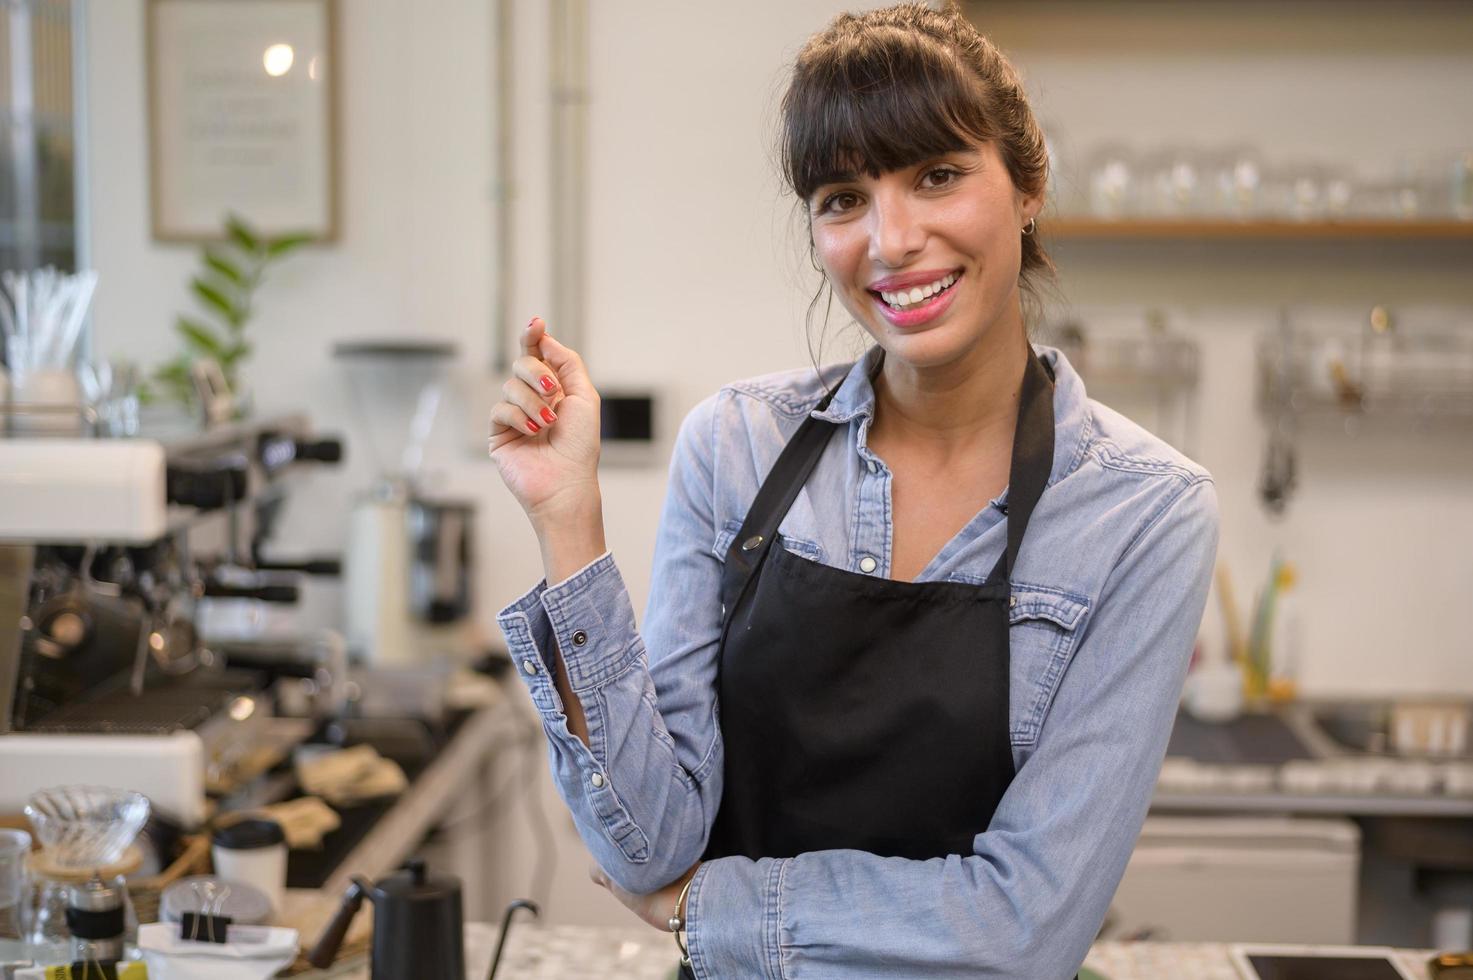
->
[870, 270, 962, 311]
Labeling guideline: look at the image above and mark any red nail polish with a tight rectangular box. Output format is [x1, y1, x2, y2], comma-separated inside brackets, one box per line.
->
[526, 420, 540, 433]
[539, 375, 557, 393]
[540, 407, 556, 424]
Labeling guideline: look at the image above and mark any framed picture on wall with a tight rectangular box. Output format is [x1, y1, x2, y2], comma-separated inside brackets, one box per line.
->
[147, 0, 337, 242]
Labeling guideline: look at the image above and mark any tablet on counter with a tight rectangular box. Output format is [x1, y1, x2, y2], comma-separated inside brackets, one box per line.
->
[1230, 944, 1419, 980]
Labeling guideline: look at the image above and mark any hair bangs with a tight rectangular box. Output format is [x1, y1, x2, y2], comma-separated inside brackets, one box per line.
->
[783, 28, 993, 205]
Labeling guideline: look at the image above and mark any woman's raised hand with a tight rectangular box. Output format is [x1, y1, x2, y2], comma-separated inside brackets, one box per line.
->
[488, 317, 602, 529]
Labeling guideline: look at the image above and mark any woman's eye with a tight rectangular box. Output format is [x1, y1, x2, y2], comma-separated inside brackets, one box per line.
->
[818, 191, 859, 214]
[922, 167, 959, 189]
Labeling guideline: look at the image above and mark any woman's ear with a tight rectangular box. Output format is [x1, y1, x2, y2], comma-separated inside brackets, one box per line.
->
[1018, 187, 1045, 227]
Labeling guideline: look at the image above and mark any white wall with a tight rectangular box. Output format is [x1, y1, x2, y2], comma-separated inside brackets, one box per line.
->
[979, 1, 1473, 695]
[82, 0, 1473, 924]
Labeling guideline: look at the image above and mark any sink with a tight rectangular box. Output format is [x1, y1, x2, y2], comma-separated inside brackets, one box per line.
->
[1168, 710, 1317, 765]
[1308, 701, 1471, 760]
[1310, 702, 1394, 755]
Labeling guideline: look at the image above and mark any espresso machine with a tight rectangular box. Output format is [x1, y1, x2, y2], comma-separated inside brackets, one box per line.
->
[335, 341, 478, 668]
[0, 414, 345, 828]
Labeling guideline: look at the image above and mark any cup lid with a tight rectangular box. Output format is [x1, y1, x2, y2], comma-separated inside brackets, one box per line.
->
[211, 818, 285, 850]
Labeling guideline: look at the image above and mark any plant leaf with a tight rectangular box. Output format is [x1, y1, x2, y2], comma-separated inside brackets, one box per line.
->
[266, 232, 314, 257]
[176, 316, 226, 358]
[203, 249, 246, 287]
[191, 277, 240, 326]
[225, 213, 261, 254]
[153, 356, 197, 407]
[155, 354, 192, 381]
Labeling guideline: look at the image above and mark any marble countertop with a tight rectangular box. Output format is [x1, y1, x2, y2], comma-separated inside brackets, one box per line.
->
[304, 925, 1438, 979]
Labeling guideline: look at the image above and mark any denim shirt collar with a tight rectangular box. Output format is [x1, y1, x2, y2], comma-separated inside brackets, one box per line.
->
[810, 341, 1090, 495]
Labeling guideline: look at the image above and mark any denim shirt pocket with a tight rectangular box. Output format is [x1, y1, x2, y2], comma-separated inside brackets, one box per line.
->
[1006, 582, 1091, 746]
[712, 517, 824, 564]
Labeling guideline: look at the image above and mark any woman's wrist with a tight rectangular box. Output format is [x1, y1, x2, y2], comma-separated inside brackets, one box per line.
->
[675, 869, 696, 925]
[670, 868, 698, 965]
[532, 489, 607, 585]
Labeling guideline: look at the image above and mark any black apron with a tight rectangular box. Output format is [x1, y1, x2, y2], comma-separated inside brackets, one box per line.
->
[678, 346, 1058, 974]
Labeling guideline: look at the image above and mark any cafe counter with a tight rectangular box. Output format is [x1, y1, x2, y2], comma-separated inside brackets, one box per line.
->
[299, 922, 1440, 979]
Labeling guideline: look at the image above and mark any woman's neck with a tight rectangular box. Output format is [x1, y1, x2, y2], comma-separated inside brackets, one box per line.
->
[869, 324, 1029, 460]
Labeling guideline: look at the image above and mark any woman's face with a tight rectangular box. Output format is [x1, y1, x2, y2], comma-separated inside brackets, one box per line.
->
[808, 139, 1040, 371]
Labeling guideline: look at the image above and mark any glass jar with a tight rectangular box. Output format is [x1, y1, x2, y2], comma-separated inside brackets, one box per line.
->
[0, 830, 30, 942]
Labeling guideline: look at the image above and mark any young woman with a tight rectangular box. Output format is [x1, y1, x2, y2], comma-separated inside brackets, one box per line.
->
[489, 4, 1219, 977]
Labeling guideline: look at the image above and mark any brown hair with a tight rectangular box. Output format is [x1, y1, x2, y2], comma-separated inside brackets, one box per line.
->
[781, 1, 1057, 357]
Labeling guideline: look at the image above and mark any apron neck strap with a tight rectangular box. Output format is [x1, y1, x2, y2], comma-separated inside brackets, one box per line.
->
[986, 343, 1056, 584]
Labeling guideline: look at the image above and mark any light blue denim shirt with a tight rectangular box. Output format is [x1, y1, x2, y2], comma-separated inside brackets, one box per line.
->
[496, 342, 1219, 980]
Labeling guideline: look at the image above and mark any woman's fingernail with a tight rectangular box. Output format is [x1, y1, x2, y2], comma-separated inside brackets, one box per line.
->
[539, 375, 557, 393]
[540, 407, 556, 424]
[526, 420, 540, 433]
[527, 316, 538, 330]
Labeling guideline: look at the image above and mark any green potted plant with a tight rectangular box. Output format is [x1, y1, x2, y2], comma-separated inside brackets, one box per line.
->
[147, 213, 312, 413]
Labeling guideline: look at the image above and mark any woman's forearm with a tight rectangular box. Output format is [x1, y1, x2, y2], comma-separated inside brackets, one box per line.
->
[551, 637, 591, 746]
[534, 491, 607, 747]
[534, 489, 607, 589]
[495, 546, 724, 893]
[495, 394, 728, 894]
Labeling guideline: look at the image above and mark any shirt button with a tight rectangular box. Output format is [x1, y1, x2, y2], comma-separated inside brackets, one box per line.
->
[1009, 595, 1017, 608]
[521, 658, 539, 675]
[571, 629, 588, 646]
[866, 459, 878, 474]
[590, 772, 605, 788]
[858, 555, 877, 574]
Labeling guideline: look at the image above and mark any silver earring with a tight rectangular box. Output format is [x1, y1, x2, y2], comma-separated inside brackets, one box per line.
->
[1022, 217, 1036, 236]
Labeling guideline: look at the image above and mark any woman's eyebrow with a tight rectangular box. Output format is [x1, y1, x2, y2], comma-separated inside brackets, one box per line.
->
[929, 148, 981, 165]
[813, 167, 861, 189]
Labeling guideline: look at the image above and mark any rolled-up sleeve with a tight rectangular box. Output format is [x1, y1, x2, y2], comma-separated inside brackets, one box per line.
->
[494, 393, 728, 893]
[685, 476, 1221, 980]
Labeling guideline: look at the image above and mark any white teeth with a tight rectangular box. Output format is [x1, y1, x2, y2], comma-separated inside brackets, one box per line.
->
[878, 272, 958, 310]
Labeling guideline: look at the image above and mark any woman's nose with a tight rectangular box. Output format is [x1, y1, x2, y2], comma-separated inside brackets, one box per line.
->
[866, 192, 926, 268]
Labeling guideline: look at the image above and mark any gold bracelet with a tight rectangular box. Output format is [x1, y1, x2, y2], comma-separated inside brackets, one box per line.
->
[667, 873, 696, 966]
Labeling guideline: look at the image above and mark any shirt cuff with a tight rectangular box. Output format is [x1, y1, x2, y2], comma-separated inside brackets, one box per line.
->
[535, 550, 642, 691]
[686, 856, 788, 980]
[494, 550, 640, 712]
[494, 577, 560, 714]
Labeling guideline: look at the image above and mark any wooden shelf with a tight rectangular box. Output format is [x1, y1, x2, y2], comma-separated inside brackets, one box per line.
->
[1044, 218, 1473, 241]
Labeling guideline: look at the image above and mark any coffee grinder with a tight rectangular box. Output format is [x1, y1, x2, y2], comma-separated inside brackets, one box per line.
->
[336, 341, 476, 666]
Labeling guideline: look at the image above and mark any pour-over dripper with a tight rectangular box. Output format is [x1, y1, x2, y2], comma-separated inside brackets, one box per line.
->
[24, 786, 149, 869]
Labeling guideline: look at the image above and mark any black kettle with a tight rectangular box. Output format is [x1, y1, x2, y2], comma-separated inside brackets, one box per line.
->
[308, 859, 464, 979]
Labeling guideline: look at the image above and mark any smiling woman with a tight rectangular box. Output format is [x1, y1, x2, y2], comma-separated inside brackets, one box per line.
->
[784, 3, 1056, 358]
[811, 141, 1036, 368]
[489, 3, 1219, 979]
